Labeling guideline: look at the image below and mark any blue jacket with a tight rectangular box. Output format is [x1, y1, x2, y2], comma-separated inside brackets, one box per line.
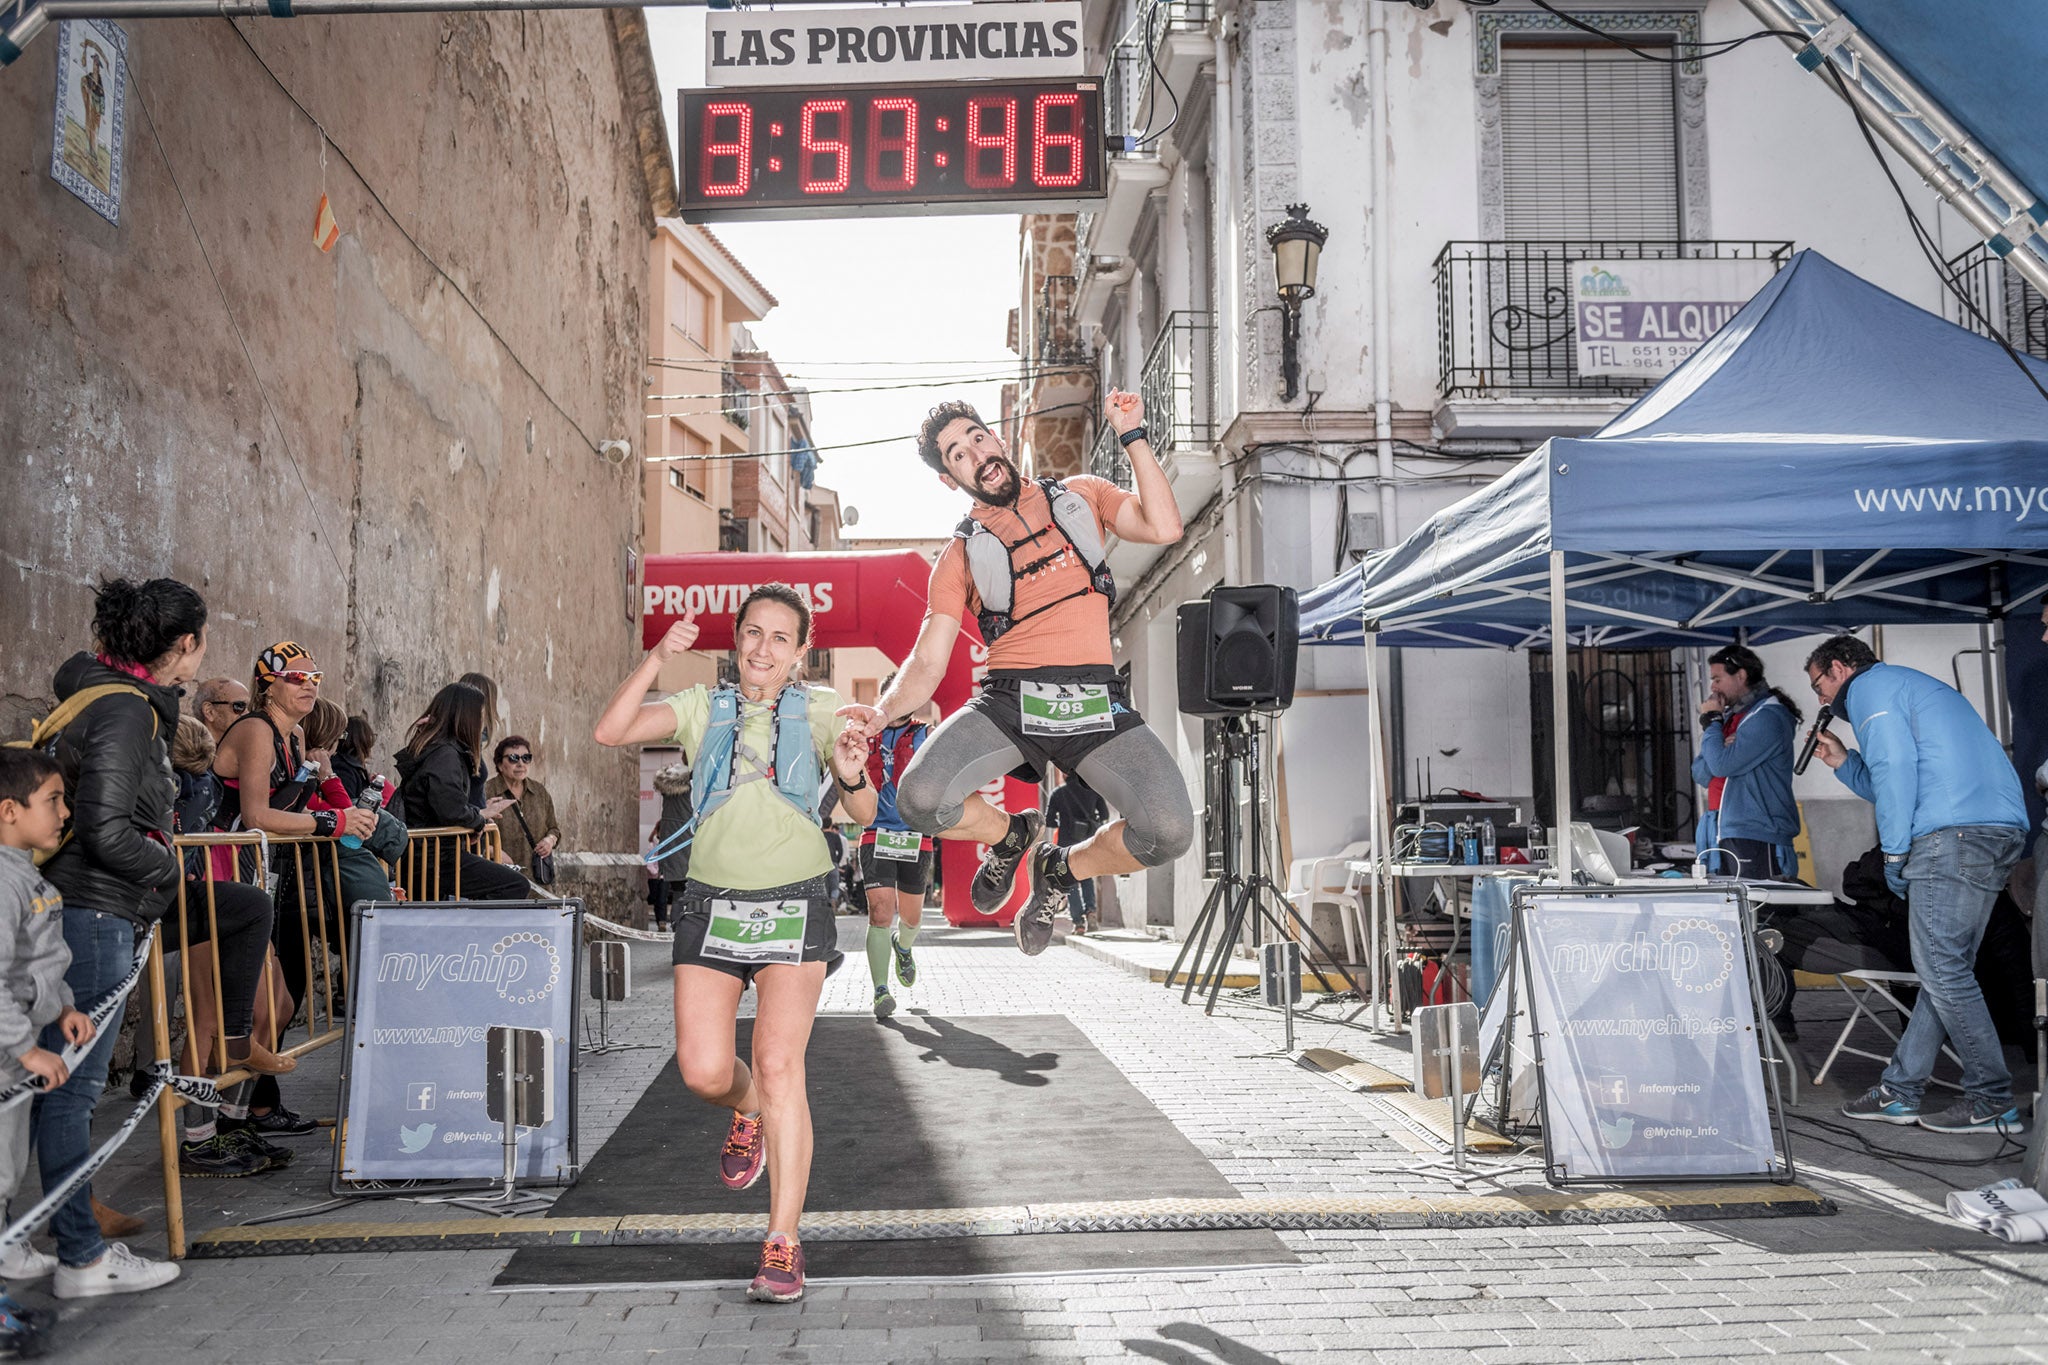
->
[1831, 662, 2027, 855]
[1690, 690, 1800, 844]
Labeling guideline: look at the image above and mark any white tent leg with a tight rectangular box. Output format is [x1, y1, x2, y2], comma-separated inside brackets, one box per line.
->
[1549, 551, 1574, 884]
[1365, 632, 1394, 1026]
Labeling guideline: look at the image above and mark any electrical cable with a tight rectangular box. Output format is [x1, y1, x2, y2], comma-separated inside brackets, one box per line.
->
[226, 20, 614, 456]
[645, 364, 1093, 403]
[129, 61, 348, 579]
[643, 400, 1089, 462]
[1816, 63, 2048, 407]
[1786, 1110, 2026, 1178]
[1515, 1, 1805, 65]
[1134, 2, 1183, 150]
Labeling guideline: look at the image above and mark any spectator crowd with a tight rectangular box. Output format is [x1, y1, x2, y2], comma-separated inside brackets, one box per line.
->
[0, 575, 563, 1351]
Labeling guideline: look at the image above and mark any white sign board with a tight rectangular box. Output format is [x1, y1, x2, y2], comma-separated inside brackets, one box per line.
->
[705, 3, 1085, 87]
[1571, 258, 1774, 378]
[1519, 892, 1777, 1181]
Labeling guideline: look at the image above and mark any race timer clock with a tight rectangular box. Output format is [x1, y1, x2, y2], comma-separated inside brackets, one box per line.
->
[679, 79, 1105, 220]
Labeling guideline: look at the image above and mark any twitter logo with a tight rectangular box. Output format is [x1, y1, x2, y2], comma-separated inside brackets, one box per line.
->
[399, 1122, 436, 1153]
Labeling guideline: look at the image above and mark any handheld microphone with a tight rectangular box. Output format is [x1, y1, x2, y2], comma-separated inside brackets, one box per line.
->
[1794, 704, 1835, 776]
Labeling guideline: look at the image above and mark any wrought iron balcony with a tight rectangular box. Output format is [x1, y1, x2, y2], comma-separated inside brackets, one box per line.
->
[720, 366, 751, 431]
[1088, 310, 1217, 485]
[1433, 240, 1794, 400]
[1948, 243, 2048, 361]
[1033, 274, 1091, 366]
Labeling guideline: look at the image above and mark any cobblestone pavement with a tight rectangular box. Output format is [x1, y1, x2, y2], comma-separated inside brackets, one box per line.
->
[22, 916, 2048, 1363]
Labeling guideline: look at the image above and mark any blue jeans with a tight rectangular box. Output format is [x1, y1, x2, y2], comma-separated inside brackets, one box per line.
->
[1879, 825, 2026, 1109]
[1065, 873, 1096, 927]
[29, 909, 135, 1267]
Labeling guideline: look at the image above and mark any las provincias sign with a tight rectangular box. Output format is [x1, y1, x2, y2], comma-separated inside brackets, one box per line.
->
[705, 2, 1085, 88]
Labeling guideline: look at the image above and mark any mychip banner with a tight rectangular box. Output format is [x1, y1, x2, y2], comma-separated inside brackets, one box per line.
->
[337, 900, 581, 1186]
[1571, 258, 1774, 377]
[1519, 891, 1777, 1181]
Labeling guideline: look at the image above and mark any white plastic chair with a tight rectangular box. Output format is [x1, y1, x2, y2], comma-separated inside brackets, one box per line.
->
[1286, 839, 1374, 966]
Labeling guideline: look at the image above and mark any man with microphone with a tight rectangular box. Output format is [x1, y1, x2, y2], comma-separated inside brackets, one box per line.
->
[1692, 644, 1801, 881]
[1806, 634, 2029, 1138]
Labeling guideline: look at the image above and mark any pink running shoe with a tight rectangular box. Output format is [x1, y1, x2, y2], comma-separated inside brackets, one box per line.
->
[719, 1110, 765, 1190]
[747, 1232, 805, 1303]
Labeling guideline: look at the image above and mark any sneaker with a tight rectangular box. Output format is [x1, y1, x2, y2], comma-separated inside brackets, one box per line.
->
[221, 1123, 296, 1168]
[718, 1110, 765, 1191]
[0, 1243, 56, 1282]
[746, 1232, 805, 1304]
[890, 933, 918, 988]
[242, 1104, 318, 1136]
[1841, 1085, 1921, 1125]
[1918, 1097, 2027, 1136]
[971, 810, 1042, 915]
[1012, 845, 1064, 958]
[52, 1243, 180, 1300]
[0, 1294, 49, 1358]
[178, 1132, 269, 1178]
[873, 986, 897, 1020]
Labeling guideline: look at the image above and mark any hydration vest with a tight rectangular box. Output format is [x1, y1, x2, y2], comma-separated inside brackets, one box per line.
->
[955, 478, 1116, 645]
[645, 684, 820, 869]
[864, 721, 929, 834]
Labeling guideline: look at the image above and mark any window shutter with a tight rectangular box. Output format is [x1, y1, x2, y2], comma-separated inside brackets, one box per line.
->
[1499, 43, 1680, 240]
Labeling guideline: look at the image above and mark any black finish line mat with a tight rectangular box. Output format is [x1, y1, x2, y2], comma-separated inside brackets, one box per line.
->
[497, 1013, 1292, 1283]
[187, 1014, 1836, 1268]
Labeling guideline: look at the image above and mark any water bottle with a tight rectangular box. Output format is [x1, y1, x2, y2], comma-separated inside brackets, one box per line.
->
[339, 775, 386, 850]
[1481, 817, 1497, 866]
[1459, 819, 1479, 866]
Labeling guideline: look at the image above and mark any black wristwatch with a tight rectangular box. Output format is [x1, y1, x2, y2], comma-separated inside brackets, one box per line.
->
[839, 769, 869, 792]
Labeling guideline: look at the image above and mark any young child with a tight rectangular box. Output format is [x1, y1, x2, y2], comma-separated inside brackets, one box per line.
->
[0, 748, 98, 1356]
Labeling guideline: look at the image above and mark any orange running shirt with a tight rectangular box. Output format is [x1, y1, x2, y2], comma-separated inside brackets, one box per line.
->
[926, 475, 1134, 672]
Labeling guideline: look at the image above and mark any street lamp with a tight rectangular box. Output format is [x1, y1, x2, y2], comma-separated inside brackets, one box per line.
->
[1264, 203, 1328, 404]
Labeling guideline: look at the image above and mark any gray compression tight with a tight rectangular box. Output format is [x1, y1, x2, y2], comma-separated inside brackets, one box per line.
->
[894, 709, 1195, 867]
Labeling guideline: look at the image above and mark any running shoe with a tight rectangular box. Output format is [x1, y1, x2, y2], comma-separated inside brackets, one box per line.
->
[971, 809, 1042, 915]
[0, 1243, 55, 1282]
[1840, 1085, 1920, 1125]
[719, 1110, 766, 1190]
[220, 1121, 297, 1168]
[179, 1132, 269, 1178]
[746, 1232, 805, 1304]
[52, 1243, 179, 1300]
[873, 986, 897, 1020]
[243, 1104, 319, 1136]
[1012, 845, 1065, 958]
[0, 1294, 48, 1358]
[891, 932, 918, 988]
[1918, 1098, 2026, 1136]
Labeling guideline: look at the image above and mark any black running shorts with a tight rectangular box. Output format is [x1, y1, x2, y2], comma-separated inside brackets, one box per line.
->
[859, 842, 935, 895]
[671, 874, 844, 983]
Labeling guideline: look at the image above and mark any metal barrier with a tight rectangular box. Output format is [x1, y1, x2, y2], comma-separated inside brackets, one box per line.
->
[153, 824, 501, 1257]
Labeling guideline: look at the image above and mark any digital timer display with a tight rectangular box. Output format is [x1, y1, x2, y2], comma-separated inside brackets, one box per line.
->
[678, 79, 1105, 220]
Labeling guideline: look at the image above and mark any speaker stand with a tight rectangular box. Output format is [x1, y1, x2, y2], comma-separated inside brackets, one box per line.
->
[1171, 716, 1363, 1017]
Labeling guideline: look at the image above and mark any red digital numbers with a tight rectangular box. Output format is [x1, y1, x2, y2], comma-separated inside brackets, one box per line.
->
[701, 101, 753, 198]
[684, 82, 1100, 213]
[1031, 92, 1083, 190]
[865, 97, 918, 194]
[799, 99, 851, 194]
[965, 96, 1019, 189]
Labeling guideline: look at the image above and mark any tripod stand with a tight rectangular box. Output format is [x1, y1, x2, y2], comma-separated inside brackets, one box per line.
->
[1167, 714, 1362, 1016]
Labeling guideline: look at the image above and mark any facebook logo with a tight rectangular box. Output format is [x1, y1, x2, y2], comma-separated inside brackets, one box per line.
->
[406, 1082, 437, 1112]
[1596, 1075, 1629, 1106]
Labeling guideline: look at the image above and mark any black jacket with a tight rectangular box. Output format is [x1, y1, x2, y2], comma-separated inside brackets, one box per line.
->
[42, 653, 183, 925]
[1046, 781, 1109, 845]
[396, 739, 485, 832]
[332, 750, 372, 804]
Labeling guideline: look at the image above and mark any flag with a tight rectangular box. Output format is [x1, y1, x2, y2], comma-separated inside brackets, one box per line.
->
[313, 193, 340, 252]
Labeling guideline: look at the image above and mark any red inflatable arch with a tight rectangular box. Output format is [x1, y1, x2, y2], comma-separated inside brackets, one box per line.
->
[641, 550, 1035, 928]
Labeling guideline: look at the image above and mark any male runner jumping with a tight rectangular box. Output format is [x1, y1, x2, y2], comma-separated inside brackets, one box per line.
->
[838, 390, 1194, 955]
[861, 680, 934, 1019]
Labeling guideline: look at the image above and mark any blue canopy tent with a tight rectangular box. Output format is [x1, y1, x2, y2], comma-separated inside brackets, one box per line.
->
[1299, 249, 2048, 886]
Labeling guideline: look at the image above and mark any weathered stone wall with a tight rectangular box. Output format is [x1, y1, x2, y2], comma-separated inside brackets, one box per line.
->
[0, 13, 657, 854]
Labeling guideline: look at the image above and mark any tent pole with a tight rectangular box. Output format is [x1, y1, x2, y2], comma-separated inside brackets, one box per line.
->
[1364, 631, 1393, 1025]
[1549, 552, 1573, 883]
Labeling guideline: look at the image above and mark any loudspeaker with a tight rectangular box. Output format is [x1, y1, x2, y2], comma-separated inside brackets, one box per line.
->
[1176, 585, 1299, 717]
